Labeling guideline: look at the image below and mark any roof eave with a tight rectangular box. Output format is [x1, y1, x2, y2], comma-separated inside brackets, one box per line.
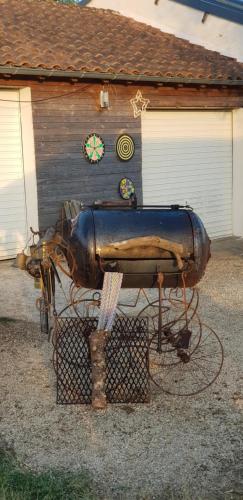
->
[0, 65, 243, 86]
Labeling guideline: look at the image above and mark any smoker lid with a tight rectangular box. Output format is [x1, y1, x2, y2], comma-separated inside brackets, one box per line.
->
[92, 207, 194, 257]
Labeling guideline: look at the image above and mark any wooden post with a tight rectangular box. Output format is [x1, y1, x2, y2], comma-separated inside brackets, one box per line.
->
[89, 329, 108, 409]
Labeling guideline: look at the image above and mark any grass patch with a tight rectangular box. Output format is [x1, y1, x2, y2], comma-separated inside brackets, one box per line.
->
[0, 447, 95, 500]
[0, 317, 17, 324]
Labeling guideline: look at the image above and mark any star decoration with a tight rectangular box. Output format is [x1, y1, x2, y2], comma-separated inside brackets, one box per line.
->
[130, 90, 150, 118]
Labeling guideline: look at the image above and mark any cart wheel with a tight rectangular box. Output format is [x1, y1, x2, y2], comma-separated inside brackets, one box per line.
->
[149, 323, 224, 396]
[58, 290, 101, 318]
[138, 288, 199, 331]
[137, 288, 200, 365]
[148, 314, 202, 367]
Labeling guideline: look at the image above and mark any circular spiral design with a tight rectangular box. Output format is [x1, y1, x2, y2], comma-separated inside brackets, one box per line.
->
[116, 134, 135, 161]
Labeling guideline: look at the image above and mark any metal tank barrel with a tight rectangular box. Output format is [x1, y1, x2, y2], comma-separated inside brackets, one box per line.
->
[68, 204, 210, 289]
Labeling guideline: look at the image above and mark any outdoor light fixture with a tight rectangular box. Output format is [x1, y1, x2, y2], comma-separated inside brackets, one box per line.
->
[100, 89, 109, 109]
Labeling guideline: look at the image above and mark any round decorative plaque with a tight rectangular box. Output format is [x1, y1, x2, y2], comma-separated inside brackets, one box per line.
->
[116, 134, 135, 161]
[119, 177, 135, 200]
[83, 133, 105, 164]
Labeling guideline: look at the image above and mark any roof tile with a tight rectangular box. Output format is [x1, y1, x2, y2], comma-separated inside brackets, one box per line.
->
[0, 0, 242, 82]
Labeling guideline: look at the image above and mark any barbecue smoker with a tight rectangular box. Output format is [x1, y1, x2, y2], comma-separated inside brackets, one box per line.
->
[26, 202, 223, 407]
[69, 204, 210, 289]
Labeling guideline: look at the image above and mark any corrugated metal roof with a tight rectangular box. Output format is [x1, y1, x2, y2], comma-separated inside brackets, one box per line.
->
[171, 0, 243, 25]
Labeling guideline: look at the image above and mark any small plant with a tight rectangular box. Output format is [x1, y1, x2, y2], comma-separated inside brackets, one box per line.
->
[0, 447, 95, 500]
[0, 317, 17, 324]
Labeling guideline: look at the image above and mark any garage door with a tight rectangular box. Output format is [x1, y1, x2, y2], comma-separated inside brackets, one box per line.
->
[142, 111, 233, 238]
[0, 90, 28, 259]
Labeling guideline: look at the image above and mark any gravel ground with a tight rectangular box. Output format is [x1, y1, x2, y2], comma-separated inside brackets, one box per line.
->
[1, 241, 243, 499]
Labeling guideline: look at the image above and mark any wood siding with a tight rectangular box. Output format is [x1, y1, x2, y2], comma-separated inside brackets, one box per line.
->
[0, 78, 243, 229]
[31, 82, 143, 229]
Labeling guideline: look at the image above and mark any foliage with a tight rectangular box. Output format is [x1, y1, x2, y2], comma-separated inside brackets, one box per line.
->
[0, 317, 17, 323]
[0, 447, 95, 500]
[53, 0, 83, 4]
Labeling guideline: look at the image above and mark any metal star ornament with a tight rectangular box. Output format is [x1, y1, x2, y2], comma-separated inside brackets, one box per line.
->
[130, 90, 150, 118]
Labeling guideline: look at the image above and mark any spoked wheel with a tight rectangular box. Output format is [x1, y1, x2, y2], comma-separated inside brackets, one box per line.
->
[58, 290, 101, 318]
[137, 287, 200, 365]
[138, 288, 199, 331]
[149, 315, 202, 367]
[149, 322, 224, 396]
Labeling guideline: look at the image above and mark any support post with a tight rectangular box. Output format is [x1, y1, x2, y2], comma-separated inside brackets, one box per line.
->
[89, 329, 108, 409]
[157, 272, 164, 353]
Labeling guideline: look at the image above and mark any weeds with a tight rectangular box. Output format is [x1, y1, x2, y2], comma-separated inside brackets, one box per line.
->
[0, 447, 95, 500]
[0, 317, 17, 324]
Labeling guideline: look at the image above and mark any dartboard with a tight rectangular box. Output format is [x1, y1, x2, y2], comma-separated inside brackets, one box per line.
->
[119, 177, 135, 200]
[83, 133, 105, 164]
[116, 134, 135, 161]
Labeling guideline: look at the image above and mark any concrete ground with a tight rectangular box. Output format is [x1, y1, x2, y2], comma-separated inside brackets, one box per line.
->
[0, 237, 243, 498]
[211, 236, 243, 258]
[0, 256, 70, 323]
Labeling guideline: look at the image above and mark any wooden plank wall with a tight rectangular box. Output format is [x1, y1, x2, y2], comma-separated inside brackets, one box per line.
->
[0, 77, 243, 229]
[31, 82, 143, 229]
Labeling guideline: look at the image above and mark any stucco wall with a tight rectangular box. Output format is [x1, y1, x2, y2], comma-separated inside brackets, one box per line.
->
[89, 0, 243, 62]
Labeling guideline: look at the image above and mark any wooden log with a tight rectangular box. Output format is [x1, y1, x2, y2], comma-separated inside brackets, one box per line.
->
[98, 236, 188, 270]
[89, 329, 108, 410]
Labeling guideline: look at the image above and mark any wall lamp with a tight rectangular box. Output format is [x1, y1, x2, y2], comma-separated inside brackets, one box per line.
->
[100, 89, 109, 109]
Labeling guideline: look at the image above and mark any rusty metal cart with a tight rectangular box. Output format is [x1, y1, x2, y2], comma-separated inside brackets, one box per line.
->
[25, 201, 224, 404]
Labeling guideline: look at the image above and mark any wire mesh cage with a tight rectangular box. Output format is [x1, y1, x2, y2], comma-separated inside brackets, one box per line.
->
[54, 316, 150, 404]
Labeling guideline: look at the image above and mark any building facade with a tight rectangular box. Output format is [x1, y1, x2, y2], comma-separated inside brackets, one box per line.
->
[0, 0, 243, 259]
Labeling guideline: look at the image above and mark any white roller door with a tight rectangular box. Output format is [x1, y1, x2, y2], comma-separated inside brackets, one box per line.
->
[0, 90, 28, 259]
[142, 110, 233, 238]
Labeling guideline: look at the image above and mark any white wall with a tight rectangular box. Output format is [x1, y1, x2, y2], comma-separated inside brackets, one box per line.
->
[233, 109, 243, 237]
[20, 87, 39, 236]
[89, 0, 243, 62]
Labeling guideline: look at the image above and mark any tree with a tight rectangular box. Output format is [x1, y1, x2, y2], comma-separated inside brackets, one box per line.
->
[53, 0, 88, 4]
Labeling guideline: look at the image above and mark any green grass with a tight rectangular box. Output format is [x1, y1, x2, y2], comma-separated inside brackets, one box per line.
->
[0, 447, 95, 500]
[0, 317, 17, 324]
